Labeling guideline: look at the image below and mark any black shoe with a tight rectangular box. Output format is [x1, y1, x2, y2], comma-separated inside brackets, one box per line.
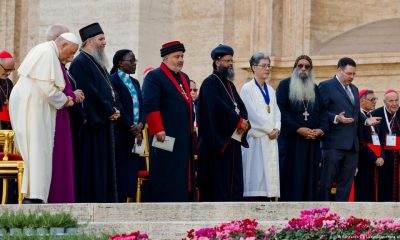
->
[22, 198, 43, 204]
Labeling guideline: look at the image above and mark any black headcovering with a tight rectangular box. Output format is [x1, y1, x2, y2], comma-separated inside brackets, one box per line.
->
[211, 44, 234, 60]
[79, 22, 104, 42]
[160, 41, 185, 57]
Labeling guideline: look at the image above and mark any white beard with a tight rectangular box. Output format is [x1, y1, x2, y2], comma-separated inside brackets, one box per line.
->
[288, 68, 316, 104]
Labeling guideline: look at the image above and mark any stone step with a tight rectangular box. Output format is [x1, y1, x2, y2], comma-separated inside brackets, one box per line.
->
[1, 202, 399, 239]
[83, 220, 288, 240]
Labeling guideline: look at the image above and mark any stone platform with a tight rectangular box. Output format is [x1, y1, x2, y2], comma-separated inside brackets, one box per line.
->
[1, 202, 399, 239]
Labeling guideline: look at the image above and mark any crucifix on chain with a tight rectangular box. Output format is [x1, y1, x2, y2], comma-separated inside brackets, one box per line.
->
[303, 109, 310, 121]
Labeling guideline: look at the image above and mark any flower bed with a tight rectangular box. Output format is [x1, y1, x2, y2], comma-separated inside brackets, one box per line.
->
[109, 231, 149, 240]
[184, 208, 400, 239]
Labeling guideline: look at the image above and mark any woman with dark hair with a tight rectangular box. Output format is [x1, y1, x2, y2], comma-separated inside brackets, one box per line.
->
[110, 49, 145, 202]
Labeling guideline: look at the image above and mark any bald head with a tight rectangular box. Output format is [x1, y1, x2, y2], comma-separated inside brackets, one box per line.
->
[0, 57, 15, 80]
[45, 24, 69, 41]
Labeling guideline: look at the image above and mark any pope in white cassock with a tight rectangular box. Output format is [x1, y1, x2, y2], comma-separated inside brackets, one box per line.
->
[240, 52, 281, 199]
[9, 32, 79, 203]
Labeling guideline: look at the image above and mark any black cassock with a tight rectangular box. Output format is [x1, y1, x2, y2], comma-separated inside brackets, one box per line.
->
[69, 51, 118, 203]
[276, 77, 327, 201]
[142, 63, 195, 202]
[197, 71, 248, 201]
[110, 72, 146, 200]
[372, 107, 400, 202]
[354, 110, 382, 201]
[0, 78, 13, 129]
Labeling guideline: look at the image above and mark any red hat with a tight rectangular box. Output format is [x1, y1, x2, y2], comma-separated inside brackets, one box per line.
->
[358, 89, 368, 98]
[385, 89, 397, 95]
[143, 67, 154, 75]
[0, 51, 13, 58]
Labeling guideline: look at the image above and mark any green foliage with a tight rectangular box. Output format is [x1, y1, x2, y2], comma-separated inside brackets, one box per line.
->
[0, 210, 80, 229]
[52, 212, 79, 228]
[8, 211, 27, 229]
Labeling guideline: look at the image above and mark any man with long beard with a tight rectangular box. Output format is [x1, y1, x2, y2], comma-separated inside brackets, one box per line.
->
[276, 55, 328, 201]
[197, 44, 249, 201]
[69, 23, 121, 203]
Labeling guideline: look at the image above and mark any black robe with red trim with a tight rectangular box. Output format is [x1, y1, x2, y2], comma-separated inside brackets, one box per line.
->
[142, 64, 195, 202]
[372, 107, 400, 202]
[354, 110, 383, 201]
[197, 71, 248, 201]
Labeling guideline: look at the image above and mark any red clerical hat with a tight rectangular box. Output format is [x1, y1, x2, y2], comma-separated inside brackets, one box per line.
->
[0, 51, 13, 58]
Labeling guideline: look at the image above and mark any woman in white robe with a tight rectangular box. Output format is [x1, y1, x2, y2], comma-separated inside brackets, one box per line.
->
[240, 52, 281, 199]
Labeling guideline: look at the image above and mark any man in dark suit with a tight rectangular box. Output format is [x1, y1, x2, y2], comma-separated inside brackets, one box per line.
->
[318, 57, 381, 201]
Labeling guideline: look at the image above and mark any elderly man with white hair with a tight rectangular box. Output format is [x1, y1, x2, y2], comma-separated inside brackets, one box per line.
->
[9, 32, 79, 204]
[372, 89, 400, 202]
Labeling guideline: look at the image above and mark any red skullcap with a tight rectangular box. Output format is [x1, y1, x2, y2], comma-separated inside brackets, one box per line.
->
[143, 67, 154, 75]
[358, 89, 368, 99]
[0, 51, 13, 58]
[385, 89, 397, 95]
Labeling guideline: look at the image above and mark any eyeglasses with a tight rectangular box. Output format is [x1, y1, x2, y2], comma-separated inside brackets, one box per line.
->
[190, 88, 198, 93]
[365, 97, 378, 102]
[255, 64, 272, 69]
[121, 59, 138, 64]
[297, 64, 311, 70]
[340, 68, 356, 77]
[218, 59, 235, 64]
[0, 64, 15, 73]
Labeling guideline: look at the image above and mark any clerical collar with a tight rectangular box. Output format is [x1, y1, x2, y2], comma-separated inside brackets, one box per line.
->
[385, 107, 396, 116]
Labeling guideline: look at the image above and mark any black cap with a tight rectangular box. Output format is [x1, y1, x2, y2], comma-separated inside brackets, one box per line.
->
[211, 44, 234, 60]
[79, 23, 104, 42]
[160, 41, 185, 57]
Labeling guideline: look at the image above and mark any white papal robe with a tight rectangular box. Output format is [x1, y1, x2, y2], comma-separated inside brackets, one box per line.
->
[9, 41, 67, 202]
[240, 79, 281, 197]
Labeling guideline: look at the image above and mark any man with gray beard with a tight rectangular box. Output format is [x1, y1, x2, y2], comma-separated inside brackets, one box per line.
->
[69, 23, 121, 203]
[276, 55, 328, 201]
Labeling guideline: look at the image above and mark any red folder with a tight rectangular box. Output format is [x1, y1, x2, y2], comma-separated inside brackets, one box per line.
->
[0, 105, 10, 122]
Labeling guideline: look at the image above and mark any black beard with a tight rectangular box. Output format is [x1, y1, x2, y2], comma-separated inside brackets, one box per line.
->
[218, 65, 235, 81]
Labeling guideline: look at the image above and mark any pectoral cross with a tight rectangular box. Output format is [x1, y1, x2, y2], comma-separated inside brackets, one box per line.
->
[234, 102, 240, 114]
[179, 84, 189, 100]
[266, 105, 270, 113]
[303, 109, 310, 121]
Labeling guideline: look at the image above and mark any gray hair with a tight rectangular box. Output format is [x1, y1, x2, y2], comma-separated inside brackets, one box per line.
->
[249, 52, 270, 72]
[45, 24, 69, 41]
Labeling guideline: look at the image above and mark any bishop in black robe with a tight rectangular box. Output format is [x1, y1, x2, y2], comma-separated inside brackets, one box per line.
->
[354, 109, 382, 201]
[142, 41, 195, 202]
[69, 49, 119, 203]
[276, 74, 327, 201]
[197, 70, 249, 202]
[372, 100, 400, 202]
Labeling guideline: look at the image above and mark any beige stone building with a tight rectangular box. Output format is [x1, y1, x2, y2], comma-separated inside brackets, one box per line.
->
[1, 0, 400, 102]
